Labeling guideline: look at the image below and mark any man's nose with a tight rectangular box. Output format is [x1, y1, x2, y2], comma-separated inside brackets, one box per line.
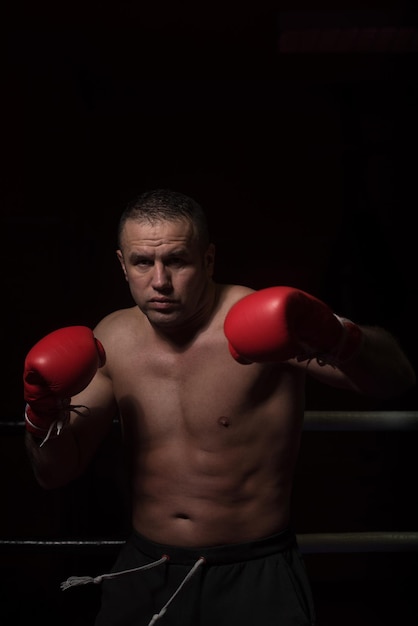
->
[152, 263, 172, 289]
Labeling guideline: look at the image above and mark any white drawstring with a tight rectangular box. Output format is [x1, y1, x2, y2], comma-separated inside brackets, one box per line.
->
[147, 557, 206, 626]
[61, 553, 206, 625]
[60, 555, 169, 590]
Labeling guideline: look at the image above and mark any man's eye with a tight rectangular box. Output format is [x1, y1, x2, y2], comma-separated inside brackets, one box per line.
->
[169, 257, 185, 267]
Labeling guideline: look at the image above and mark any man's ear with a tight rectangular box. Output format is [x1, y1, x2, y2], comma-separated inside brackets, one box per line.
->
[116, 249, 128, 281]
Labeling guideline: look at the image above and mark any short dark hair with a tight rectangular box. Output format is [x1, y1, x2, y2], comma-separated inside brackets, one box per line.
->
[118, 189, 210, 250]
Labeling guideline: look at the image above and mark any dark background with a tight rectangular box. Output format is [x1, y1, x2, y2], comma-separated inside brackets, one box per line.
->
[3, 2, 418, 415]
[2, 2, 418, 624]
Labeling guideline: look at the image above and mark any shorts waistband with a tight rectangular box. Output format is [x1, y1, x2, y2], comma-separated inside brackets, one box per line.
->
[129, 527, 296, 565]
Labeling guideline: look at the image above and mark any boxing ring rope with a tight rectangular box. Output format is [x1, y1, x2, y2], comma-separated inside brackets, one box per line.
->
[303, 410, 418, 431]
[2, 532, 418, 553]
[2, 411, 418, 555]
[4, 410, 418, 433]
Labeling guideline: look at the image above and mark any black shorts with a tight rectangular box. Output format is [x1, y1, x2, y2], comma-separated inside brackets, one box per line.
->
[95, 528, 316, 626]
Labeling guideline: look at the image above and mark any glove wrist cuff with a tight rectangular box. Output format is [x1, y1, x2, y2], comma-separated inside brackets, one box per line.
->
[25, 416, 50, 438]
[24, 405, 54, 435]
[24, 404, 70, 446]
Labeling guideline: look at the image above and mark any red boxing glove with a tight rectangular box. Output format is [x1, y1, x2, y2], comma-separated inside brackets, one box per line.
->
[24, 326, 106, 442]
[224, 286, 363, 366]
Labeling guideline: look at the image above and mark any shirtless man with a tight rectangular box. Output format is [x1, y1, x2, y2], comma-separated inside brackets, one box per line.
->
[24, 189, 416, 626]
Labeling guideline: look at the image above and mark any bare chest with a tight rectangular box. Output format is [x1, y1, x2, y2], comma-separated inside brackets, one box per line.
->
[108, 335, 287, 443]
[113, 336, 248, 406]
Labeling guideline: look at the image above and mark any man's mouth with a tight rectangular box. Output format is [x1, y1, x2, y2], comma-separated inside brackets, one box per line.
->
[149, 298, 177, 311]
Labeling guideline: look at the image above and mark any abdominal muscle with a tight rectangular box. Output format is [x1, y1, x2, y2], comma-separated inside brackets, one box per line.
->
[128, 423, 299, 547]
[110, 317, 306, 548]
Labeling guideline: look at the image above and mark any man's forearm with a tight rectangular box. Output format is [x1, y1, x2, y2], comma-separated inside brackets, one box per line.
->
[25, 426, 82, 490]
[339, 325, 416, 398]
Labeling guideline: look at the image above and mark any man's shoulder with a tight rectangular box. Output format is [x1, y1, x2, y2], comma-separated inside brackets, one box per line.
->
[215, 284, 256, 318]
[93, 306, 140, 335]
[217, 283, 255, 306]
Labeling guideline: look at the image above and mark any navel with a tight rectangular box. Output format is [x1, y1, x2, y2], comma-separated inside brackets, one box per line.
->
[175, 513, 190, 520]
[218, 416, 230, 428]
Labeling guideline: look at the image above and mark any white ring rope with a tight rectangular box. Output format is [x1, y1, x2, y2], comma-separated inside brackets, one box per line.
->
[2, 532, 418, 553]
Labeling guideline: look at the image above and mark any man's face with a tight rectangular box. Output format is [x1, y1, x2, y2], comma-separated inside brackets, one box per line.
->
[116, 217, 215, 329]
